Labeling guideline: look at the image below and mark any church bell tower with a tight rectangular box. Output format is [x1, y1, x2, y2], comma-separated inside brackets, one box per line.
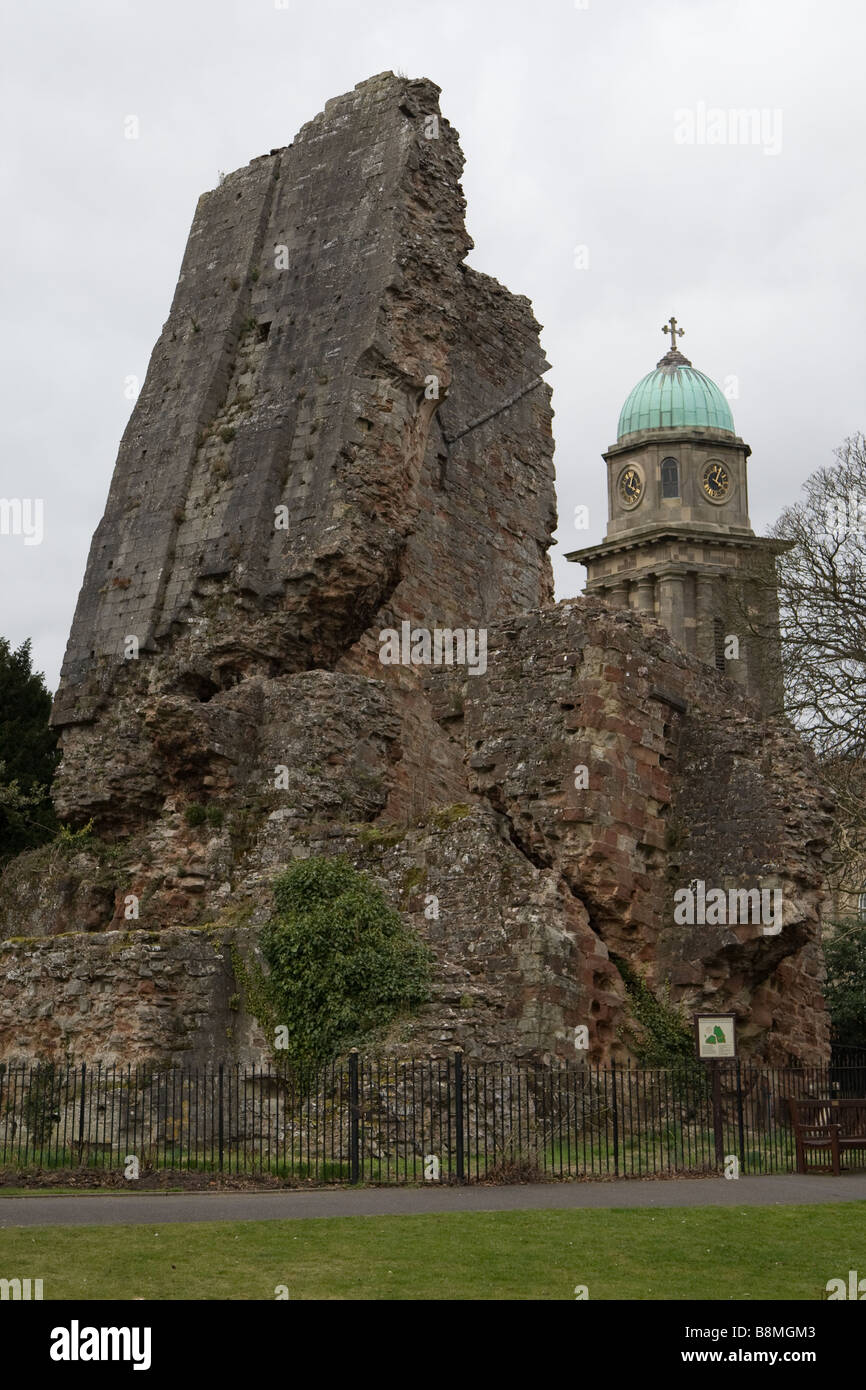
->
[567, 320, 788, 711]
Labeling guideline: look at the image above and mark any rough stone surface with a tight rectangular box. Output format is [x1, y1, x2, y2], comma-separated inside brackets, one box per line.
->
[49, 72, 553, 836]
[0, 74, 834, 1068]
[432, 600, 835, 1063]
[0, 930, 248, 1065]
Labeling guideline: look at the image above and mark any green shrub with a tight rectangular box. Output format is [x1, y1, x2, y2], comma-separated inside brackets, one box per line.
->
[58, 818, 94, 846]
[260, 855, 431, 1080]
[184, 804, 207, 828]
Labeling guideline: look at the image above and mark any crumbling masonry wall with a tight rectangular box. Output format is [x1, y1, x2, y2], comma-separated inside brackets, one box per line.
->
[0, 74, 833, 1067]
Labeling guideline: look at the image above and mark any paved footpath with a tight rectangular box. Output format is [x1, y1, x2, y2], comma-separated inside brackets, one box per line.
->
[1, 1173, 865, 1228]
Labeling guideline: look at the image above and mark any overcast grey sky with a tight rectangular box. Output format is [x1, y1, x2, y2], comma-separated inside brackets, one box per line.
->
[2, 0, 864, 691]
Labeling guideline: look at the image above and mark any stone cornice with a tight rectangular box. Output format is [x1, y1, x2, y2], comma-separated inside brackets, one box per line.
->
[566, 528, 794, 564]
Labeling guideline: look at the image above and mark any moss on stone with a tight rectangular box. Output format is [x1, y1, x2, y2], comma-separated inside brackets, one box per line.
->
[428, 803, 472, 829]
[402, 864, 427, 894]
[357, 824, 407, 850]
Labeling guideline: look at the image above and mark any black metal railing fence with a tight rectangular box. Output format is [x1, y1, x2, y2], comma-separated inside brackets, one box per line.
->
[1, 1053, 864, 1183]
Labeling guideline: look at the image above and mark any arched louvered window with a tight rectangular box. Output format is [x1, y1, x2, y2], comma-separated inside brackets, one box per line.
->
[661, 457, 679, 498]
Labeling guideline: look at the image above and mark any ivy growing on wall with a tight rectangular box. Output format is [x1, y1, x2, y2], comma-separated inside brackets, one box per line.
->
[258, 855, 432, 1081]
[615, 958, 700, 1071]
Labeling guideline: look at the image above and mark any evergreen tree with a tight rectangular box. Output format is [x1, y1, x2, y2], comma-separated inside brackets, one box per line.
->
[824, 922, 866, 1047]
[0, 638, 59, 864]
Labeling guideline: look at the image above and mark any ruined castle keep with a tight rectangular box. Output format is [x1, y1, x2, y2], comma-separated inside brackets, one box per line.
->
[0, 74, 833, 1066]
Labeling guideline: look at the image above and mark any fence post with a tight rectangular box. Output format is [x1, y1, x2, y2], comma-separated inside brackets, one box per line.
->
[453, 1049, 465, 1183]
[349, 1049, 360, 1185]
[218, 1064, 224, 1173]
[711, 1061, 724, 1167]
[77, 1062, 86, 1157]
[611, 1059, 619, 1177]
[735, 1060, 746, 1172]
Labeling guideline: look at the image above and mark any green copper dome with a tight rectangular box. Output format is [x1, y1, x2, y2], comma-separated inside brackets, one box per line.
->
[617, 348, 735, 440]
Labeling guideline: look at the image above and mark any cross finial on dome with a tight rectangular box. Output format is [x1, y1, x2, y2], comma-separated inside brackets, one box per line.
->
[661, 316, 684, 351]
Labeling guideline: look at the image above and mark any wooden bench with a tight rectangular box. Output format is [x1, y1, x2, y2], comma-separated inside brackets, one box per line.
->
[787, 1098, 866, 1174]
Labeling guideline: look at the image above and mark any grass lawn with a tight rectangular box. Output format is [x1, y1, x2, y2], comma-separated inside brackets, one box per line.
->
[0, 1203, 860, 1300]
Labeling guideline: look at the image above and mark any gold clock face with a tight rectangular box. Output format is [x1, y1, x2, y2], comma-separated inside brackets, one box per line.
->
[702, 461, 730, 501]
[618, 466, 644, 507]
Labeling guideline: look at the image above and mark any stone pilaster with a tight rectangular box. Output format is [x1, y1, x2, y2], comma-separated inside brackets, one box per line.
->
[695, 573, 718, 668]
[657, 572, 685, 644]
[634, 576, 655, 615]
